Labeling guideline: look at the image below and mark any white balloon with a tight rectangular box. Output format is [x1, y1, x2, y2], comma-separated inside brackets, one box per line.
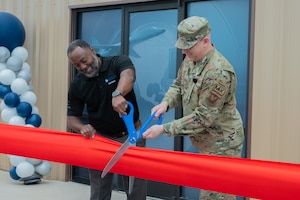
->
[21, 62, 31, 72]
[17, 69, 32, 82]
[9, 115, 25, 126]
[27, 85, 33, 91]
[16, 161, 35, 178]
[20, 91, 37, 106]
[25, 124, 35, 128]
[0, 100, 8, 110]
[26, 158, 42, 166]
[12, 46, 28, 62]
[1, 107, 17, 123]
[9, 155, 26, 166]
[21, 62, 30, 71]
[11, 78, 28, 95]
[28, 85, 34, 91]
[0, 63, 7, 72]
[6, 56, 23, 72]
[31, 106, 39, 114]
[0, 69, 16, 85]
[35, 161, 51, 176]
[0, 46, 10, 63]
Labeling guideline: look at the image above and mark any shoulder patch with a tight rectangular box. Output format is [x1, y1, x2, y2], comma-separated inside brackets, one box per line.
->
[208, 93, 219, 104]
[211, 82, 226, 98]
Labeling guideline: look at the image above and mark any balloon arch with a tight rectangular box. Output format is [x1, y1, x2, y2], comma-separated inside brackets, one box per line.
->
[0, 12, 51, 184]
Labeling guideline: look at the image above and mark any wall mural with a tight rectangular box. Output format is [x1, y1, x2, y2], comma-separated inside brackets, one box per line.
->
[91, 26, 165, 57]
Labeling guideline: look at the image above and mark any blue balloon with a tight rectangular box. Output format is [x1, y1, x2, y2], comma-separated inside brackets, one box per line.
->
[3, 92, 20, 107]
[0, 12, 25, 52]
[9, 166, 20, 180]
[0, 83, 12, 99]
[26, 113, 42, 127]
[16, 102, 32, 117]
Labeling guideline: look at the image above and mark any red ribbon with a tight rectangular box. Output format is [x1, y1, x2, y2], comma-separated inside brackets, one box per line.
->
[1, 124, 299, 199]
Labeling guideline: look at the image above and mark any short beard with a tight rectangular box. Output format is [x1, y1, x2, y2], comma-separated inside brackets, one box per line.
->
[81, 55, 99, 78]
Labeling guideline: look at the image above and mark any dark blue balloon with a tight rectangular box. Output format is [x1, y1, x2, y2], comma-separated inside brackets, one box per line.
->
[0, 83, 11, 99]
[17, 102, 32, 117]
[3, 92, 20, 107]
[26, 113, 42, 127]
[0, 12, 25, 52]
[9, 166, 20, 180]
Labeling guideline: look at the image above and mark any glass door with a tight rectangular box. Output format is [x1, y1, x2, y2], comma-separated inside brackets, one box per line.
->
[127, 8, 179, 199]
[182, 0, 250, 199]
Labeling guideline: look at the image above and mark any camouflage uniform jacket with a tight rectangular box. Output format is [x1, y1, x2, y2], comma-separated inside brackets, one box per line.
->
[163, 48, 244, 153]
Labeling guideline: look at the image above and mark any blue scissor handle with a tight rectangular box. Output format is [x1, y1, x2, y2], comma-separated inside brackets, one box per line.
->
[138, 112, 162, 140]
[121, 101, 162, 144]
[121, 102, 136, 143]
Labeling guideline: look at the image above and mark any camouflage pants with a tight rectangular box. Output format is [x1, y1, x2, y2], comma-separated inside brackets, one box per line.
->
[189, 126, 244, 200]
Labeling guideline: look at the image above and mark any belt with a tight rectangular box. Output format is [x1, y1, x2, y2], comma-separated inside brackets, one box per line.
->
[99, 119, 141, 138]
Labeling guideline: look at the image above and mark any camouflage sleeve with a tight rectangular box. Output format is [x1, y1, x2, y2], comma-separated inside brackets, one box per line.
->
[164, 67, 235, 136]
[161, 65, 183, 109]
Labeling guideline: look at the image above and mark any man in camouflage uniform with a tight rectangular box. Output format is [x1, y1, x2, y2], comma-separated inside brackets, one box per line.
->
[143, 16, 244, 200]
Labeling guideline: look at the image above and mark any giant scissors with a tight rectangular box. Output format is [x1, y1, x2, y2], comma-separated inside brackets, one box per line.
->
[101, 101, 162, 193]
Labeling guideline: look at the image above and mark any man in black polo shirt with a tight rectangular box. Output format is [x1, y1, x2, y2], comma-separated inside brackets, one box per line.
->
[67, 39, 146, 200]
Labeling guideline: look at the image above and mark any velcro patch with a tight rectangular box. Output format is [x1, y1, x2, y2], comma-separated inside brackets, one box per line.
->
[211, 82, 226, 98]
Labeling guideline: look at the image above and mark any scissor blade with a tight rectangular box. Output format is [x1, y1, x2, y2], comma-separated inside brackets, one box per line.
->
[128, 176, 134, 194]
[101, 139, 130, 178]
[128, 140, 136, 194]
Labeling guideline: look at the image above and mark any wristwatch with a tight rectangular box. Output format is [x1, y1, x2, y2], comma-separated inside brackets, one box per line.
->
[112, 90, 122, 98]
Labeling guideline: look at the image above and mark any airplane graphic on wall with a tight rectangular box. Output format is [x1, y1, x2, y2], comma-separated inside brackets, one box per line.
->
[91, 26, 166, 57]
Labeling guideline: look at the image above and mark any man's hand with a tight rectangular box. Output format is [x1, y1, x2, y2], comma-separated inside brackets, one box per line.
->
[151, 101, 168, 119]
[112, 95, 128, 116]
[79, 124, 95, 138]
[142, 124, 164, 139]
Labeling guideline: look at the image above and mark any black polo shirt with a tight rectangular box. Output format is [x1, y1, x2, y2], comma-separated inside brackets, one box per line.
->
[67, 55, 139, 134]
